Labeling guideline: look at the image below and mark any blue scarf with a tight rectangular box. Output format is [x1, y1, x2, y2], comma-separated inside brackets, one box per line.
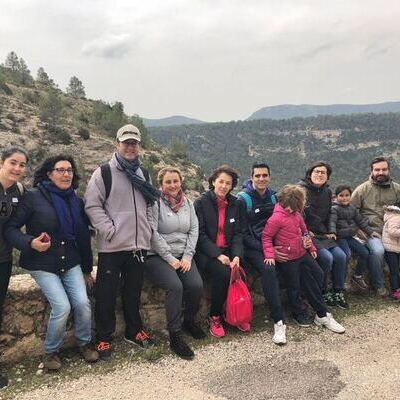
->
[41, 181, 83, 240]
[115, 153, 160, 205]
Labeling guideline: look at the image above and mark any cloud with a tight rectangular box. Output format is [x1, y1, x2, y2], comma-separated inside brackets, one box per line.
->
[82, 33, 133, 59]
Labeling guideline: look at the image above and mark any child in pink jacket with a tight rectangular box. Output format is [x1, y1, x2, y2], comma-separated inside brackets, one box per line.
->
[262, 185, 345, 333]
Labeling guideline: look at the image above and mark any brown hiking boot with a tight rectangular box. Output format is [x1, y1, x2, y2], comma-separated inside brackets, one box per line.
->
[44, 352, 62, 371]
[79, 344, 99, 363]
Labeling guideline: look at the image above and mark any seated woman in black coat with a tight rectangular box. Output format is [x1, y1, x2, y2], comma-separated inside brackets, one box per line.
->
[194, 165, 243, 338]
[5, 155, 98, 370]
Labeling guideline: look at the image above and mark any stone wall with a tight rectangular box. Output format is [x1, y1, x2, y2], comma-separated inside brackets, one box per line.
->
[1, 270, 264, 364]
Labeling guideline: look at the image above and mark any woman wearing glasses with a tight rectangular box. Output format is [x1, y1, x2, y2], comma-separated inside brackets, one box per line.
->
[5, 155, 98, 370]
[299, 161, 348, 309]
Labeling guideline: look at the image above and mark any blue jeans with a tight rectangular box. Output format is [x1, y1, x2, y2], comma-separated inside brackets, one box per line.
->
[365, 237, 385, 289]
[30, 265, 92, 353]
[317, 246, 347, 291]
[337, 237, 384, 289]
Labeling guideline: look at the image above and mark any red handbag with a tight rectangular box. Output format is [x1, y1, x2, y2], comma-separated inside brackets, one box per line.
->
[224, 263, 253, 327]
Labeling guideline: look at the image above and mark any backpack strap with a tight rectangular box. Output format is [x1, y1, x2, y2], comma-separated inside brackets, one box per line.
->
[237, 191, 253, 212]
[16, 182, 25, 196]
[100, 163, 112, 201]
[141, 166, 150, 183]
[270, 191, 277, 205]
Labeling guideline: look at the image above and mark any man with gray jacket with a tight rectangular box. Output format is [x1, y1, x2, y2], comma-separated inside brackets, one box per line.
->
[85, 124, 160, 360]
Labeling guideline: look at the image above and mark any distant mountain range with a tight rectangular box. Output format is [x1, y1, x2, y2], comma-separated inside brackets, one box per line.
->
[142, 115, 205, 127]
[247, 102, 400, 120]
[144, 102, 400, 127]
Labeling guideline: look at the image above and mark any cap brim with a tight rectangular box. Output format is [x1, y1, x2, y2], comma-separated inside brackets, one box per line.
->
[118, 133, 141, 142]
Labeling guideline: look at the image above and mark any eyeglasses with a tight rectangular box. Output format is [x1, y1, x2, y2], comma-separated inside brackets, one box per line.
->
[312, 170, 327, 175]
[53, 168, 74, 175]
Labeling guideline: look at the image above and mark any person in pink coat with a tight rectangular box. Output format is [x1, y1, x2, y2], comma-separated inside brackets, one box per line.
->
[262, 185, 345, 333]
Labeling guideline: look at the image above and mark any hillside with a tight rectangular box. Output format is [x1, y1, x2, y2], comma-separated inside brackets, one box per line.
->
[0, 58, 203, 194]
[149, 113, 400, 190]
[248, 102, 400, 120]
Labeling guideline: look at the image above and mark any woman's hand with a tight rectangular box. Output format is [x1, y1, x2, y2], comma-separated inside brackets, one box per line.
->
[217, 254, 230, 266]
[311, 251, 318, 259]
[31, 233, 51, 252]
[326, 233, 337, 240]
[231, 256, 240, 267]
[84, 272, 95, 290]
[180, 258, 191, 273]
[264, 258, 276, 266]
[169, 259, 181, 270]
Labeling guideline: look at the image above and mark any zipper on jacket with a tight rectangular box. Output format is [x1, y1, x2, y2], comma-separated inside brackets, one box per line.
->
[132, 185, 138, 249]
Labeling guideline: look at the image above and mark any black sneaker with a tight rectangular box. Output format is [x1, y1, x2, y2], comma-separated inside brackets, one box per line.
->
[182, 320, 206, 339]
[293, 313, 312, 327]
[323, 292, 336, 307]
[334, 291, 349, 309]
[0, 373, 8, 389]
[169, 331, 194, 360]
[125, 330, 155, 349]
[96, 341, 112, 361]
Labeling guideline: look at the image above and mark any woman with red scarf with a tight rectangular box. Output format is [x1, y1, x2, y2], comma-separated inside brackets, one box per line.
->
[194, 165, 243, 338]
[147, 167, 204, 360]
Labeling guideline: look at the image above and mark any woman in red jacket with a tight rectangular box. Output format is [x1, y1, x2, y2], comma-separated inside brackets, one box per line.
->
[262, 185, 345, 334]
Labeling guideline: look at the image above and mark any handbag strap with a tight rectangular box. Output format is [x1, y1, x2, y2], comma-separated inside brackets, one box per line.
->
[229, 263, 247, 284]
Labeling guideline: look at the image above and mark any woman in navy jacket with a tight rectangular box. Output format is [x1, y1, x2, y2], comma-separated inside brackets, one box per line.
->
[194, 165, 243, 338]
[5, 155, 98, 370]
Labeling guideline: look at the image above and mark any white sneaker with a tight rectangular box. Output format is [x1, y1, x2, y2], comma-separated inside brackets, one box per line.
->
[314, 312, 345, 334]
[272, 320, 287, 345]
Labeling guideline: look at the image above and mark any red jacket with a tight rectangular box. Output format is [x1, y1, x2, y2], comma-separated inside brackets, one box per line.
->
[262, 203, 316, 261]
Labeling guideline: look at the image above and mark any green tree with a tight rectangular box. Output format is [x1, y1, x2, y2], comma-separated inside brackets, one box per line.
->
[36, 67, 55, 87]
[4, 51, 19, 71]
[66, 76, 86, 98]
[39, 89, 64, 123]
[17, 58, 34, 86]
[170, 136, 188, 158]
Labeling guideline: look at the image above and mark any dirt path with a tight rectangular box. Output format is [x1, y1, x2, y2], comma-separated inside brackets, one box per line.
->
[15, 305, 400, 400]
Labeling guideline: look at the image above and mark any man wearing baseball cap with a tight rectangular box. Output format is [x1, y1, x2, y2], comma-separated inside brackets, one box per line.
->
[85, 124, 160, 360]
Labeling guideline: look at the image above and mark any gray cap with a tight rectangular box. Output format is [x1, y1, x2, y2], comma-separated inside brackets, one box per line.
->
[116, 124, 141, 142]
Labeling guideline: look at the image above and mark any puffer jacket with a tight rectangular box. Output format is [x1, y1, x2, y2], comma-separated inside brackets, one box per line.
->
[329, 202, 374, 239]
[382, 205, 400, 252]
[262, 203, 316, 261]
[351, 177, 400, 233]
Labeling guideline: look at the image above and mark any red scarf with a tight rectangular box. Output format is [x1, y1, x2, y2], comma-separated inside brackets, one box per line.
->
[161, 189, 185, 213]
[216, 196, 228, 248]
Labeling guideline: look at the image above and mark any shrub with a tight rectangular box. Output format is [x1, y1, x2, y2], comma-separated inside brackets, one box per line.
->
[47, 125, 72, 145]
[78, 127, 90, 140]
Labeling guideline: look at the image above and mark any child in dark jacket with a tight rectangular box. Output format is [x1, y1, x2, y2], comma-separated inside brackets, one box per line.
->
[262, 185, 345, 333]
[330, 185, 379, 291]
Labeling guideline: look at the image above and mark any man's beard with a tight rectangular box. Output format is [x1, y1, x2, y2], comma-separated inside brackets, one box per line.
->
[372, 174, 390, 183]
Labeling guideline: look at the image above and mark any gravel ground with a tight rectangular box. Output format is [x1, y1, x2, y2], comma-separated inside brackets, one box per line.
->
[14, 304, 400, 400]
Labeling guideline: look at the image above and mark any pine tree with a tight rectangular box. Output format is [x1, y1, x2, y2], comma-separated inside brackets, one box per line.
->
[36, 67, 55, 87]
[4, 51, 19, 71]
[17, 58, 34, 85]
[66, 76, 86, 98]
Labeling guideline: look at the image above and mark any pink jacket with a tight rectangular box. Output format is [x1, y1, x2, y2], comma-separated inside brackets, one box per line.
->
[382, 205, 400, 253]
[262, 203, 316, 261]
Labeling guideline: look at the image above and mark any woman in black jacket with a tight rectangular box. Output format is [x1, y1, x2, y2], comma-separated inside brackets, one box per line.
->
[299, 161, 348, 308]
[5, 155, 98, 370]
[194, 165, 243, 338]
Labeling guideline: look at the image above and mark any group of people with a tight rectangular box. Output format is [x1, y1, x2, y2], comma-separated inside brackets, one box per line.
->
[0, 123, 399, 384]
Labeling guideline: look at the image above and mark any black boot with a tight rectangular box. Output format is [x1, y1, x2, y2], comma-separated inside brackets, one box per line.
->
[0, 373, 8, 389]
[169, 331, 194, 360]
[182, 320, 206, 339]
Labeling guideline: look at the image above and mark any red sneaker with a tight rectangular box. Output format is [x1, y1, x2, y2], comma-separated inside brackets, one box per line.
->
[237, 322, 251, 333]
[392, 289, 400, 300]
[209, 316, 225, 338]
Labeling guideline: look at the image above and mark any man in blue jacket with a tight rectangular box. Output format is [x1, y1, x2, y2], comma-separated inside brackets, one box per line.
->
[238, 163, 294, 345]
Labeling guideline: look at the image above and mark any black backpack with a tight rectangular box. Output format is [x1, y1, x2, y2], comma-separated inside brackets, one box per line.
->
[100, 163, 150, 200]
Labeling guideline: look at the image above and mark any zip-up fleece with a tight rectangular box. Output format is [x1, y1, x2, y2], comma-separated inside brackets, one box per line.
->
[84, 154, 152, 252]
[382, 205, 400, 253]
[262, 203, 316, 261]
[0, 182, 23, 263]
[149, 197, 198, 263]
[351, 177, 400, 233]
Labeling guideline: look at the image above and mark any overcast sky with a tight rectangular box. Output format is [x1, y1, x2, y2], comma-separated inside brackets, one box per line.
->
[1, 0, 399, 121]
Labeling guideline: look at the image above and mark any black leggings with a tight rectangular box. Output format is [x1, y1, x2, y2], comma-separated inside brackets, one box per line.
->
[0, 261, 12, 329]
